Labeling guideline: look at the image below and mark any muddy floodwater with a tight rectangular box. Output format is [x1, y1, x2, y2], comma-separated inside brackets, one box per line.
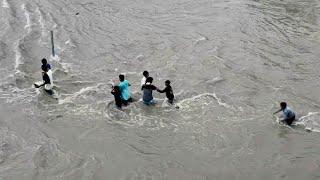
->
[1, 0, 320, 179]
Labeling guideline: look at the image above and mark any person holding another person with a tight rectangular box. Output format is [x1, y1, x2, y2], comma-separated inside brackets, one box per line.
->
[118, 74, 132, 105]
[157, 80, 174, 104]
[111, 85, 122, 109]
[274, 102, 296, 126]
[142, 77, 157, 105]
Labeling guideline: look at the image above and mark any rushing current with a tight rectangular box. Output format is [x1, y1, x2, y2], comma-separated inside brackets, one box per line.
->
[1, 0, 320, 179]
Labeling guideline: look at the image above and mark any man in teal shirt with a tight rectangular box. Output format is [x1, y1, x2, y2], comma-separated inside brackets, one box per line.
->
[118, 74, 132, 105]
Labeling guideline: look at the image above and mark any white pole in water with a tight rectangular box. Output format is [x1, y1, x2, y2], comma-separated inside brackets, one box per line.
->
[51, 31, 55, 57]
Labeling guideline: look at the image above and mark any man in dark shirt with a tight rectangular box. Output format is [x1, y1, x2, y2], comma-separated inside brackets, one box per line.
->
[111, 86, 122, 109]
[41, 58, 51, 70]
[142, 77, 157, 105]
[35, 66, 53, 95]
[157, 80, 174, 104]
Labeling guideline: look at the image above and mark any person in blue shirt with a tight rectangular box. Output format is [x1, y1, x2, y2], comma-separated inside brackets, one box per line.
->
[274, 102, 296, 125]
[118, 74, 132, 106]
[41, 58, 51, 70]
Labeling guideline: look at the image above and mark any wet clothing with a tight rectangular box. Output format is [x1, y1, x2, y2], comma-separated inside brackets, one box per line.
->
[282, 107, 296, 125]
[119, 80, 131, 101]
[283, 116, 295, 126]
[142, 84, 157, 104]
[122, 97, 133, 106]
[41, 63, 51, 70]
[42, 72, 53, 95]
[111, 89, 122, 108]
[42, 72, 51, 85]
[144, 99, 156, 105]
[157, 85, 174, 104]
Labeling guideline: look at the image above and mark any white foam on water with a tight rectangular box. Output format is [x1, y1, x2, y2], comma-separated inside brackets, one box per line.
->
[205, 76, 224, 85]
[51, 55, 73, 74]
[2, 0, 9, 8]
[47, 12, 58, 30]
[36, 7, 46, 40]
[296, 112, 320, 132]
[115, 71, 138, 76]
[65, 39, 76, 48]
[58, 84, 103, 105]
[50, 45, 65, 61]
[135, 54, 144, 61]
[212, 93, 233, 109]
[14, 41, 22, 73]
[50, 54, 60, 61]
[272, 115, 295, 130]
[21, 4, 32, 33]
[60, 62, 72, 73]
[4, 86, 36, 104]
[177, 93, 234, 110]
[125, 71, 139, 75]
[195, 36, 208, 43]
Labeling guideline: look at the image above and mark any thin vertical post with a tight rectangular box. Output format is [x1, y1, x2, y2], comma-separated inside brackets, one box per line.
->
[51, 31, 55, 57]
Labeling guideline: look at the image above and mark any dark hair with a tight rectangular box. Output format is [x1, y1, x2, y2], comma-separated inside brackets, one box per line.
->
[119, 74, 125, 81]
[165, 80, 170, 84]
[146, 77, 153, 83]
[280, 102, 287, 109]
[41, 58, 47, 65]
[113, 86, 120, 92]
[143, 71, 149, 77]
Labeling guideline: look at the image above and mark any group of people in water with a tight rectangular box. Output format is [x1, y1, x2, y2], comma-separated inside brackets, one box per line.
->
[35, 59, 175, 108]
[111, 71, 175, 109]
[36, 58, 297, 126]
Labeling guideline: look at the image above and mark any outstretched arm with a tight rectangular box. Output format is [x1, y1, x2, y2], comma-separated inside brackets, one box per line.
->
[273, 109, 282, 115]
[39, 82, 46, 87]
[157, 87, 167, 93]
[34, 81, 45, 88]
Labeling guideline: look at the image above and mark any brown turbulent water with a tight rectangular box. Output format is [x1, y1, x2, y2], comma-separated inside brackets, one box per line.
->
[0, 0, 320, 179]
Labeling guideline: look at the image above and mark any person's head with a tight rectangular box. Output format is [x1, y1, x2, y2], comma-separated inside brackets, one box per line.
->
[119, 74, 125, 82]
[41, 65, 48, 72]
[41, 58, 47, 65]
[280, 102, 287, 110]
[165, 80, 170, 86]
[113, 86, 120, 92]
[146, 77, 153, 84]
[143, 71, 149, 78]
